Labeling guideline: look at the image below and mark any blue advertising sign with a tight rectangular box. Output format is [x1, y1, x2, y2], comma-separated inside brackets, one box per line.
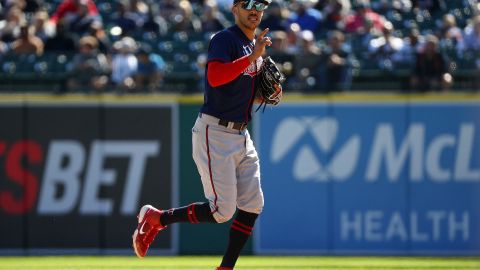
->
[254, 102, 480, 255]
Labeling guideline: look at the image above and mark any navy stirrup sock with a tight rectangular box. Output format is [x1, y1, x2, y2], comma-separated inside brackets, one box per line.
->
[160, 202, 216, 226]
[220, 210, 258, 268]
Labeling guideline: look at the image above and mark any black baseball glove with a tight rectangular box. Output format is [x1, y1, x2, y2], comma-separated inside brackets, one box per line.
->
[255, 56, 285, 107]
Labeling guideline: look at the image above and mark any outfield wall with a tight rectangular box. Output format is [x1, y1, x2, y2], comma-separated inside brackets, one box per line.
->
[254, 100, 480, 255]
[0, 94, 479, 255]
[0, 101, 178, 255]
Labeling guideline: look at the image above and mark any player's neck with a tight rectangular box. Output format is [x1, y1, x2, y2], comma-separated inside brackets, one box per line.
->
[236, 23, 255, 41]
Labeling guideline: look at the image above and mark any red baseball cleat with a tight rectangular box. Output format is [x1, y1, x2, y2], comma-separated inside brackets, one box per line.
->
[216, 267, 233, 270]
[132, 205, 166, 258]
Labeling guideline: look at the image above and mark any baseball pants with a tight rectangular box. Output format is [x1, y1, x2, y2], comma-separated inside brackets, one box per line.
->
[192, 114, 264, 223]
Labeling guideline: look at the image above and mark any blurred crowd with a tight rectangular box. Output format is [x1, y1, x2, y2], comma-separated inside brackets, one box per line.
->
[0, 0, 479, 93]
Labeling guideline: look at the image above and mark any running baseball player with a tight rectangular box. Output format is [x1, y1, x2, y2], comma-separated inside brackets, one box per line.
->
[132, 1, 282, 269]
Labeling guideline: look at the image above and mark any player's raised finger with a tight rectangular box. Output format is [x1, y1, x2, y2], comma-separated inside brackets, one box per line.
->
[258, 28, 269, 40]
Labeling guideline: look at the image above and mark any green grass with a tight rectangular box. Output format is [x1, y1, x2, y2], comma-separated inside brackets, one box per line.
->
[0, 256, 479, 270]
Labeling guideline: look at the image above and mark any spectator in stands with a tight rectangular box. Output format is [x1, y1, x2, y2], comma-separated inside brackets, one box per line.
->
[111, 1, 138, 37]
[44, 19, 76, 52]
[134, 44, 165, 92]
[312, 0, 329, 10]
[290, 30, 322, 91]
[24, 0, 42, 13]
[437, 14, 463, 47]
[1, 0, 24, 11]
[457, 15, 480, 53]
[345, 1, 385, 34]
[32, 10, 52, 42]
[66, 35, 109, 92]
[157, 0, 200, 33]
[288, 1, 323, 33]
[410, 35, 452, 91]
[141, 5, 168, 36]
[396, 27, 424, 64]
[372, 0, 413, 14]
[368, 21, 404, 70]
[321, 0, 351, 30]
[1, 0, 42, 13]
[88, 20, 110, 54]
[270, 30, 289, 54]
[158, 0, 179, 20]
[171, 0, 201, 33]
[201, 0, 230, 33]
[320, 30, 353, 91]
[457, 15, 480, 89]
[269, 30, 294, 65]
[68, 0, 101, 36]
[11, 23, 44, 55]
[285, 22, 302, 54]
[50, 0, 99, 25]
[0, 40, 8, 55]
[269, 30, 294, 82]
[128, 0, 149, 26]
[260, 1, 288, 32]
[412, 0, 444, 15]
[0, 7, 25, 43]
[111, 36, 138, 92]
[470, 1, 480, 14]
[349, 16, 381, 59]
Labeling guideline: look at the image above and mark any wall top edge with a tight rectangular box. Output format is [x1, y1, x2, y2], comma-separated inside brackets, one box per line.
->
[0, 92, 480, 104]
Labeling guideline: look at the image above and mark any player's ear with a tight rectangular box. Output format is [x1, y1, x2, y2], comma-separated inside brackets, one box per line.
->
[231, 4, 238, 15]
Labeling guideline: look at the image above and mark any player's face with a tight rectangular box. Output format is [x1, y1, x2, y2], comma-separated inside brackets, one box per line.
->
[234, 0, 268, 30]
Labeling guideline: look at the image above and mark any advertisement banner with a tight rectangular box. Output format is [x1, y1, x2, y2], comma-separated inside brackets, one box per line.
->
[0, 106, 25, 249]
[255, 102, 480, 255]
[0, 104, 176, 253]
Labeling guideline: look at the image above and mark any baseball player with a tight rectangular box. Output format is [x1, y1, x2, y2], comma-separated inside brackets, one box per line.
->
[133, 0, 280, 269]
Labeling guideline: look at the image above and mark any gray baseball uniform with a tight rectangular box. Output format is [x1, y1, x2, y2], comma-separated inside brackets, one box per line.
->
[192, 113, 264, 223]
[133, 4, 275, 269]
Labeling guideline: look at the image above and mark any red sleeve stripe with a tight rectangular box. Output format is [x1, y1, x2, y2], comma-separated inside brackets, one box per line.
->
[190, 203, 199, 224]
[187, 204, 194, 224]
[187, 204, 199, 224]
[207, 56, 251, 87]
[233, 220, 253, 231]
[231, 224, 252, 235]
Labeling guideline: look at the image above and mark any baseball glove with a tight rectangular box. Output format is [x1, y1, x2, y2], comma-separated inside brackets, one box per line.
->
[255, 56, 285, 107]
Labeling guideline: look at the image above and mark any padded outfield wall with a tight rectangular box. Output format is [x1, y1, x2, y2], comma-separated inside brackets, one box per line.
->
[0, 94, 479, 255]
[0, 97, 178, 255]
[254, 95, 480, 255]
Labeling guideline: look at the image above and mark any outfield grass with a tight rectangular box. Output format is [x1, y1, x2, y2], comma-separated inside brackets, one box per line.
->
[0, 256, 479, 270]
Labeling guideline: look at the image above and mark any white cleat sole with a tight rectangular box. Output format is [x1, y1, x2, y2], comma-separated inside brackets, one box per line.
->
[132, 205, 155, 258]
[132, 229, 142, 258]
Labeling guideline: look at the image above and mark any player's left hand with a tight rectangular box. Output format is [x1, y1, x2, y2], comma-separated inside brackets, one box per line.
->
[272, 84, 282, 100]
[255, 57, 285, 106]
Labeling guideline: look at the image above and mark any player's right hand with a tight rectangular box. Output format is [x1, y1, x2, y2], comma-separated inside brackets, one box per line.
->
[249, 28, 271, 62]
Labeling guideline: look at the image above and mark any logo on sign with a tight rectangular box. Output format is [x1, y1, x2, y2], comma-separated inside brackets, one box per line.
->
[270, 115, 479, 183]
[270, 117, 361, 181]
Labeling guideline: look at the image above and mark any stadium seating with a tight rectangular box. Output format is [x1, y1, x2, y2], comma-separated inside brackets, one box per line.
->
[0, 0, 477, 92]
